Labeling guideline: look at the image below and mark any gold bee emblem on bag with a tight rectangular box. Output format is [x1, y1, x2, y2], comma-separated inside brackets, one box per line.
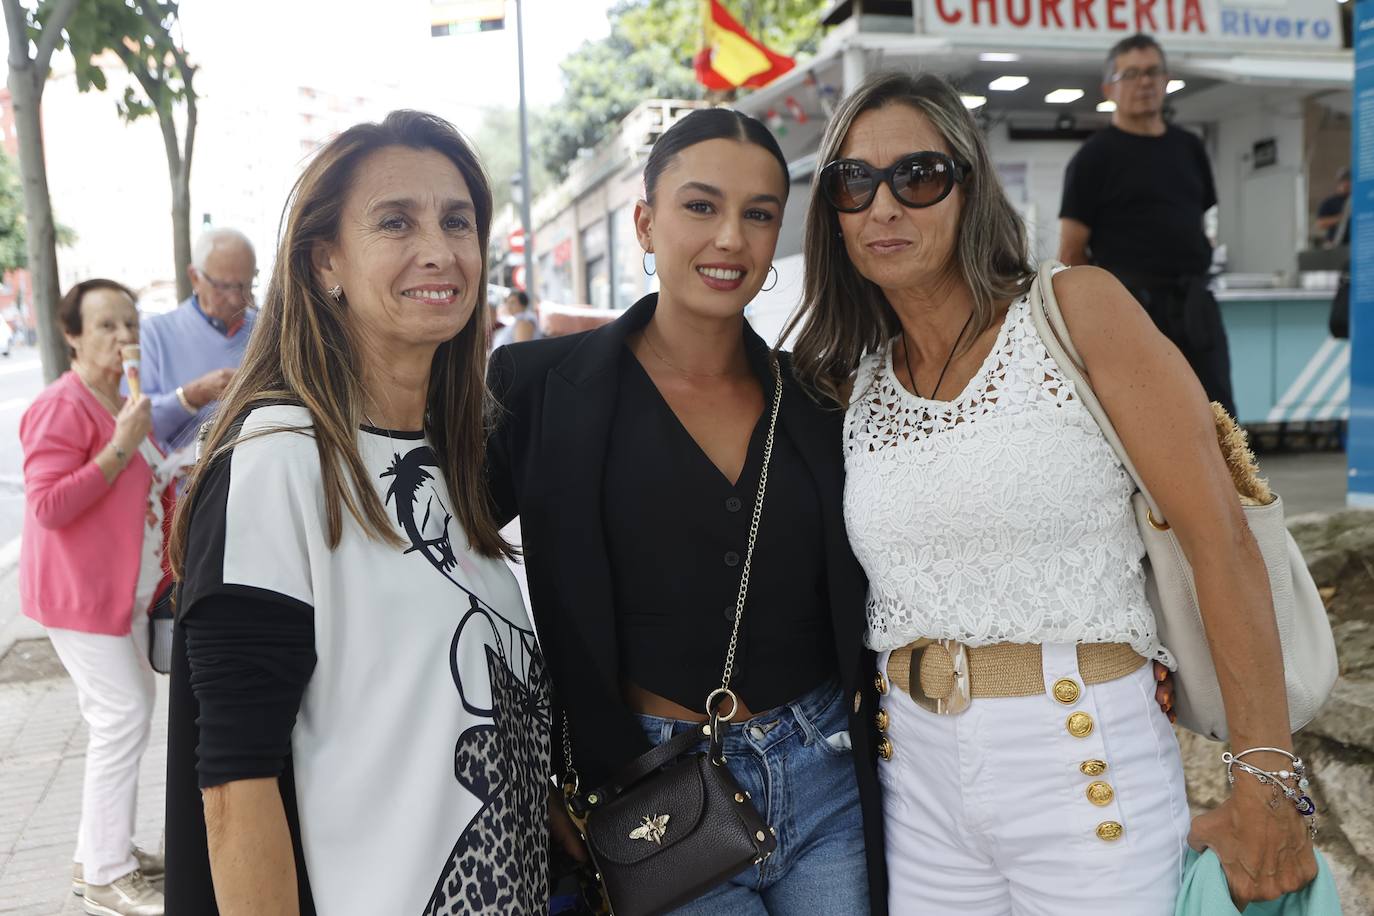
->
[629, 814, 671, 845]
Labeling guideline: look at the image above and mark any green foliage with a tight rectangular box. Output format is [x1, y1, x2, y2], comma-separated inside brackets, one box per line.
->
[471, 107, 554, 214]
[0, 149, 27, 273]
[0, 147, 71, 273]
[65, 0, 194, 124]
[538, 0, 824, 181]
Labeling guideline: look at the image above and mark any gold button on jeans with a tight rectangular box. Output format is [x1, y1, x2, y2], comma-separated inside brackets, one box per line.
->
[1096, 821, 1124, 841]
[1080, 759, 1108, 777]
[878, 737, 894, 761]
[875, 672, 889, 696]
[876, 709, 890, 732]
[1066, 712, 1094, 738]
[1052, 678, 1082, 705]
[1086, 781, 1114, 806]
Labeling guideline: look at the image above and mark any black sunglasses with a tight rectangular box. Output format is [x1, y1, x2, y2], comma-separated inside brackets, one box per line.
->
[820, 151, 971, 213]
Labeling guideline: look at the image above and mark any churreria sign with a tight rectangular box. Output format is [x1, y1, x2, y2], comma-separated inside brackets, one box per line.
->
[929, 0, 1207, 31]
[1219, 7, 1334, 42]
[921, 0, 1341, 52]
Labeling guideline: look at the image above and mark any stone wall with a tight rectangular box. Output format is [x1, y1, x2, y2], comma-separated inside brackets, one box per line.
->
[1176, 508, 1374, 912]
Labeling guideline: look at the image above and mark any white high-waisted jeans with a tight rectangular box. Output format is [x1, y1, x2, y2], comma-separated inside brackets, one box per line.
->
[47, 622, 156, 887]
[878, 643, 1190, 916]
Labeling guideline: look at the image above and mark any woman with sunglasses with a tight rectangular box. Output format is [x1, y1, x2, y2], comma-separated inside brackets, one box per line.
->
[786, 71, 1315, 915]
[488, 108, 885, 914]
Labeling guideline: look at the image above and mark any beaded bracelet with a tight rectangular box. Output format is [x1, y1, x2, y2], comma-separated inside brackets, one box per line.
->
[1222, 748, 1318, 838]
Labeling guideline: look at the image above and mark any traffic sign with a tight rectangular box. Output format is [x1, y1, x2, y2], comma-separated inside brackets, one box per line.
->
[431, 0, 505, 36]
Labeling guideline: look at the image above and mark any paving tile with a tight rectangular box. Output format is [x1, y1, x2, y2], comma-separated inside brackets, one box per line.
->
[0, 676, 166, 914]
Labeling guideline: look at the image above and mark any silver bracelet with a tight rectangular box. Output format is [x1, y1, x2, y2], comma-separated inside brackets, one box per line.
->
[1229, 747, 1311, 792]
[1222, 748, 1318, 836]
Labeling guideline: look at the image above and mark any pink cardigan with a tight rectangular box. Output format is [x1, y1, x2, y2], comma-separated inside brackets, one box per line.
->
[19, 371, 175, 636]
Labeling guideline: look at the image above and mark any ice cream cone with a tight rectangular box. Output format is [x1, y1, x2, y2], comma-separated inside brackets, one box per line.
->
[121, 344, 141, 398]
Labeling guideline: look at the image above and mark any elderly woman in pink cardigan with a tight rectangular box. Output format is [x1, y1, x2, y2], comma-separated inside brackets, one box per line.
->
[19, 279, 175, 916]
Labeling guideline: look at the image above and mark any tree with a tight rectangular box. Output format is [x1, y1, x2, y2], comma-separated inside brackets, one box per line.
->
[1, 0, 186, 380]
[538, 0, 824, 181]
[472, 106, 553, 215]
[3, 0, 80, 381]
[0, 148, 30, 274]
[68, 0, 197, 301]
[0, 147, 75, 274]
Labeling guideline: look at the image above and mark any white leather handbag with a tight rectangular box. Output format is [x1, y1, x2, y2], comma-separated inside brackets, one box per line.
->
[1027, 261, 1338, 741]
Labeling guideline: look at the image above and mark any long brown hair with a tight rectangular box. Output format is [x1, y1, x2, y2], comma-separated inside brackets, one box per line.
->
[785, 71, 1035, 406]
[170, 110, 509, 578]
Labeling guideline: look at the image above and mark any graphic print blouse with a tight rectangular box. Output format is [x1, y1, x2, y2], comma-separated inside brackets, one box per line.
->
[175, 406, 551, 915]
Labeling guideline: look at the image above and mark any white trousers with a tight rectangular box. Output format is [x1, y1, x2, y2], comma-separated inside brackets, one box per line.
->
[878, 643, 1190, 916]
[47, 623, 156, 886]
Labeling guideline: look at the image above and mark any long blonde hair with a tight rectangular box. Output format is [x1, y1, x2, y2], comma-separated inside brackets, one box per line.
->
[785, 71, 1035, 406]
[170, 110, 510, 578]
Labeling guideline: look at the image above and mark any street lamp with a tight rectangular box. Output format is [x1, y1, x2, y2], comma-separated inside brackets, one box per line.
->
[514, 0, 535, 299]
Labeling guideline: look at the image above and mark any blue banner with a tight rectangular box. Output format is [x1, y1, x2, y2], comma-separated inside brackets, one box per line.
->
[1351, 0, 1374, 507]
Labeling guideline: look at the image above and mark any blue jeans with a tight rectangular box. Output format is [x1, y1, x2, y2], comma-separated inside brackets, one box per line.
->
[635, 679, 870, 915]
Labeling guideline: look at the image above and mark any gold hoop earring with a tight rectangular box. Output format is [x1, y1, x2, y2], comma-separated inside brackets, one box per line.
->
[761, 266, 778, 292]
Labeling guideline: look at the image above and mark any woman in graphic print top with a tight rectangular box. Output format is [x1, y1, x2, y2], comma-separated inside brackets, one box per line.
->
[787, 71, 1316, 915]
[164, 111, 550, 916]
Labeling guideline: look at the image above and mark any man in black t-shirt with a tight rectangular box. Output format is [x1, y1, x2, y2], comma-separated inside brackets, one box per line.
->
[1059, 33, 1236, 418]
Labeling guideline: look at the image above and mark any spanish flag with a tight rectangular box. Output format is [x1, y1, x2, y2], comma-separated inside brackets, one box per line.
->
[694, 0, 795, 91]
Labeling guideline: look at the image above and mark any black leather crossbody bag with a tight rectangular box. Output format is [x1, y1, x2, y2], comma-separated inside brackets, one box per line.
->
[560, 359, 782, 916]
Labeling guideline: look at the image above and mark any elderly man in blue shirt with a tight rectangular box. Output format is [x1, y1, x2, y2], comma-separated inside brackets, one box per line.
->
[141, 228, 257, 452]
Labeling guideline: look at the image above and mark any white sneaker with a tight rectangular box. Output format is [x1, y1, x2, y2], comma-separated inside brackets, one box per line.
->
[81, 868, 164, 916]
[73, 848, 164, 894]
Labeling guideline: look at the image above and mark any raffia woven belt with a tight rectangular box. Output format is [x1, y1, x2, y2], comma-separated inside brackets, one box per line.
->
[885, 639, 1146, 715]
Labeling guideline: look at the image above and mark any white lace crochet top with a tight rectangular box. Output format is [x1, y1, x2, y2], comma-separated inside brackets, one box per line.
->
[844, 292, 1172, 664]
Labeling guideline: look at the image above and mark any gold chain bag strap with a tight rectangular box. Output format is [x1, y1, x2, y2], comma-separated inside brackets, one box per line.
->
[560, 358, 783, 916]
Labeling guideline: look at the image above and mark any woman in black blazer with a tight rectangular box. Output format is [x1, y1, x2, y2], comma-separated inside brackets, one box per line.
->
[488, 109, 885, 915]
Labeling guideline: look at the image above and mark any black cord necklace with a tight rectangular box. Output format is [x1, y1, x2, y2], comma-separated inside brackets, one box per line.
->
[902, 311, 974, 401]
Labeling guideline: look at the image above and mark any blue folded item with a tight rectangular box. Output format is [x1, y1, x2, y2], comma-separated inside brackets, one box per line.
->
[1176, 847, 1342, 915]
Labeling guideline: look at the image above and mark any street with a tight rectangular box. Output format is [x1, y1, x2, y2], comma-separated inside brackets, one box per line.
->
[0, 350, 44, 663]
[0, 351, 43, 567]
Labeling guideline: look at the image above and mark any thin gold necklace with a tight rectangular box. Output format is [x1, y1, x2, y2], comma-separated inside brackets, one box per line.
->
[642, 323, 737, 380]
[76, 368, 122, 415]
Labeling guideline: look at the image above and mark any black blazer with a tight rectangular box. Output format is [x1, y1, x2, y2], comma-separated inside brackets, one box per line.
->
[487, 294, 887, 913]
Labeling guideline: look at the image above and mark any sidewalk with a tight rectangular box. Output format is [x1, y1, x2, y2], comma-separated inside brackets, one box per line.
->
[0, 555, 166, 915]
